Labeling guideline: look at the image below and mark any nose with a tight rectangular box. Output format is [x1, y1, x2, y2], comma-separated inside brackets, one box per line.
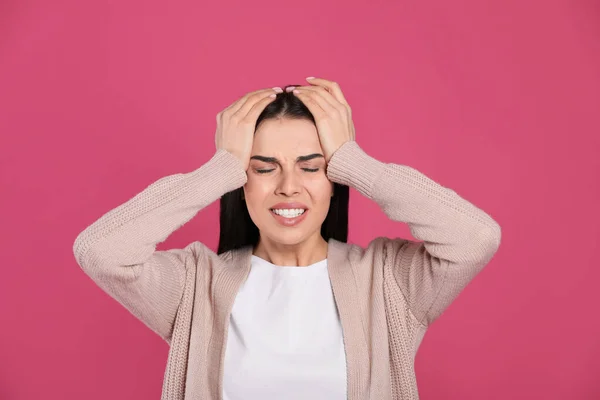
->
[276, 169, 301, 197]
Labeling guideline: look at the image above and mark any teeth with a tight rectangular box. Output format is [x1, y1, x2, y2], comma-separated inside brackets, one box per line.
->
[272, 208, 305, 218]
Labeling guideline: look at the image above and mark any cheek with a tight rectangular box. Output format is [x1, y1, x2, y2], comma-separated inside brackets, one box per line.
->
[306, 178, 333, 205]
[243, 176, 271, 210]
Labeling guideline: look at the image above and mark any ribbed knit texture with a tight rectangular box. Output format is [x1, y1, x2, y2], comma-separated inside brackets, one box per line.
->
[73, 141, 501, 399]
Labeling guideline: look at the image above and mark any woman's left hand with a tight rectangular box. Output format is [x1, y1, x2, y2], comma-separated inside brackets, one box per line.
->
[290, 78, 356, 162]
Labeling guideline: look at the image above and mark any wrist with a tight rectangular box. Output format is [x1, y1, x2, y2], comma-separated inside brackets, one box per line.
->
[326, 141, 385, 199]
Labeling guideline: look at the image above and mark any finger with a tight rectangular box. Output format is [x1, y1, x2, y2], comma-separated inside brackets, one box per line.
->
[294, 87, 341, 117]
[295, 85, 345, 113]
[305, 77, 349, 106]
[233, 87, 281, 118]
[246, 92, 277, 123]
[228, 87, 281, 116]
[292, 89, 327, 118]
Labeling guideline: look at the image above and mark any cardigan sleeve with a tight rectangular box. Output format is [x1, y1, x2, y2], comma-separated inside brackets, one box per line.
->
[326, 141, 501, 326]
[72, 150, 247, 340]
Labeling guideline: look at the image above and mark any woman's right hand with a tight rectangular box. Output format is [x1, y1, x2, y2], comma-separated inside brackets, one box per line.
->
[215, 87, 283, 170]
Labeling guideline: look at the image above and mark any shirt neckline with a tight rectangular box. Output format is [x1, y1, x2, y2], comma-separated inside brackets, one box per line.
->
[250, 255, 328, 270]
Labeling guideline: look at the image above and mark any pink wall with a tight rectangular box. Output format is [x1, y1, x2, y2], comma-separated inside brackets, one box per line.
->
[1, 0, 599, 399]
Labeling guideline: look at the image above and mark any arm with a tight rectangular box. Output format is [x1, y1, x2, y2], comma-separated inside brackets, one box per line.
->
[327, 141, 501, 326]
[73, 150, 246, 340]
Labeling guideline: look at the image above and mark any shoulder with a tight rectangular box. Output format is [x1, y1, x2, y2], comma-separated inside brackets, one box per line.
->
[327, 238, 418, 299]
[330, 237, 418, 267]
[175, 241, 246, 273]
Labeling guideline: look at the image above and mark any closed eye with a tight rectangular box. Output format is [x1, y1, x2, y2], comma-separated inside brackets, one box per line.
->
[302, 168, 319, 172]
[256, 169, 275, 174]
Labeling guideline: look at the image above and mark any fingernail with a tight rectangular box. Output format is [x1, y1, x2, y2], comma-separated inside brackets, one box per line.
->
[306, 77, 315, 80]
[272, 87, 283, 93]
[269, 93, 276, 98]
[293, 89, 301, 94]
[285, 86, 296, 92]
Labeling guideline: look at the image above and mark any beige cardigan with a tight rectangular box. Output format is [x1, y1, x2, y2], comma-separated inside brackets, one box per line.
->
[73, 141, 501, 399]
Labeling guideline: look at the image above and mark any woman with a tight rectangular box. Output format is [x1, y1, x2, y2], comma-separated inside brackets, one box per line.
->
[73, 77, 501, 400]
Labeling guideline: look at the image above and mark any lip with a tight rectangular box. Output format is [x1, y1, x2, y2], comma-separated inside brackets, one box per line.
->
[270, 202, 308, 210]
[270, 202, 309, 227]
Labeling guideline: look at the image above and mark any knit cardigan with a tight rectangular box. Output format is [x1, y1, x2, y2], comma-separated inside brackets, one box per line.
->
[73, 141, 501, 400]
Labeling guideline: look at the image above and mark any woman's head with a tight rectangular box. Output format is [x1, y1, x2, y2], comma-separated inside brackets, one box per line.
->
[218, 86, 349, 254]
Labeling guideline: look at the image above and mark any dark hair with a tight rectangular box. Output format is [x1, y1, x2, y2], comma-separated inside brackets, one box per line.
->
[217, 86, 349, 254]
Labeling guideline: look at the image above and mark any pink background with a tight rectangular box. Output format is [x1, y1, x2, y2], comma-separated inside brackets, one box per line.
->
[1, 0, 599, 399]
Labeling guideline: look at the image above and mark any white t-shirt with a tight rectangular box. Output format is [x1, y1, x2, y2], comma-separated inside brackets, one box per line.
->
[223, 255, 347, 400]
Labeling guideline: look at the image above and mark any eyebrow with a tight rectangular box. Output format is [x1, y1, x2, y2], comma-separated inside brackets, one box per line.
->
[250, 153, 324, 163]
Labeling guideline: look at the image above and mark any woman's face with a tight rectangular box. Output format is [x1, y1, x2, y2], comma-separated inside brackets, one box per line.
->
[244, 118, 333, 246]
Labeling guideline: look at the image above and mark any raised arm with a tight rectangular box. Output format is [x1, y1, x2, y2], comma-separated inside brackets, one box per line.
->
[327, 141, 501, 326]
[73, 151, 247, 340]
[73, 87, 281, 341]
[293, 77, 501, 326]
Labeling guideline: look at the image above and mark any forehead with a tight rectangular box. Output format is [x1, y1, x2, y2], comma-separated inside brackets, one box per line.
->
[252, 118, 322, 156]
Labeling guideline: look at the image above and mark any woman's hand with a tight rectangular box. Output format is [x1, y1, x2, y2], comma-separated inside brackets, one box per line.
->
[215, 87, 282, 170]
[290, 78, 356, 161]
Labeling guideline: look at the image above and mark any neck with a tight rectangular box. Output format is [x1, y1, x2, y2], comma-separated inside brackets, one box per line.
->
[253, 231, 328, 267]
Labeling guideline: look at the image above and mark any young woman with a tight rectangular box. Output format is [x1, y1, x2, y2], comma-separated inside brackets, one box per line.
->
[73, 77, 501, 400]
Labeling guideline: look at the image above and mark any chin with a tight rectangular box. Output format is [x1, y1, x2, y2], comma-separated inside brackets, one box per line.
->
[264, 228, 311, 246]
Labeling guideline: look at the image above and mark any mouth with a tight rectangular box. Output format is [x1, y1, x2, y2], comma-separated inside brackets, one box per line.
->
[269, 203, 309, 226]
[270, 208, 306, 218]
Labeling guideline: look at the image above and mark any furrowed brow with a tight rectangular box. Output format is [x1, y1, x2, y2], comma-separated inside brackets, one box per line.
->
[250, 155, 279, 163]
[250, 154, 324, 163]
[296, 154, 324, 162]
